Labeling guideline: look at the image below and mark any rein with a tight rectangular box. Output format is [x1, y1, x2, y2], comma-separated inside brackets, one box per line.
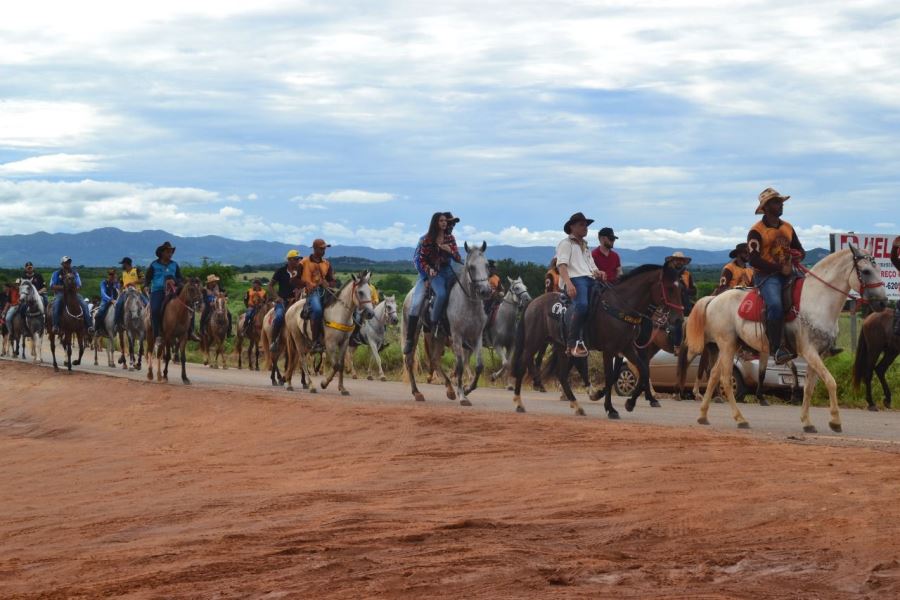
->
[793, 254, 883, 305]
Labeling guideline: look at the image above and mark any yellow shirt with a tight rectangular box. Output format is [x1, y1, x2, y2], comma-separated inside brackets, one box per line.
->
[369, 284, 380, 305]
[121, 267, 141, 290]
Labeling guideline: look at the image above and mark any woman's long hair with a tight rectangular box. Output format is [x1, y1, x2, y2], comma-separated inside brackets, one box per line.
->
[425, 211, 445, 242]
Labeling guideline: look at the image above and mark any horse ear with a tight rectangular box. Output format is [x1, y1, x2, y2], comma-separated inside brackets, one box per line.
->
[481, 241, 487, 252]
[351, 273, 358, 283]
[464, 241, 470, 253]
[507, 276, 514, 283]
[848, 243, 861, 258]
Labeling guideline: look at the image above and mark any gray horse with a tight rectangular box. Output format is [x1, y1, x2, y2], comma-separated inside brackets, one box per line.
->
[118, 288, 145, 371]
[93, 301, 118, 367]
[5, 280, 46, 362]
[402, 241, 492, 405]
[346, 294, 399, 381]
[483, 276, 531, 389]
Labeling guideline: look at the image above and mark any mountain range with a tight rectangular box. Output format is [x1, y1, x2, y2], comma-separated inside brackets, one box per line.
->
[0, 228, 829, 268]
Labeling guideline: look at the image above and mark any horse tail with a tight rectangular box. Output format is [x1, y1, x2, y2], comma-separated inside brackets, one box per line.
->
[686, 295, 712, 356]
[852, 327, 869, 390]
[510, 309, 528, 381]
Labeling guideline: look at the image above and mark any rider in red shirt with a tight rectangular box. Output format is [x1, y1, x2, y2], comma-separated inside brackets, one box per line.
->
[591, 227, 623, 284]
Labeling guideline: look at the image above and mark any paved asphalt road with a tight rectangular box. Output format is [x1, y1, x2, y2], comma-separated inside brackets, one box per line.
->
[3, 343, 899, 451]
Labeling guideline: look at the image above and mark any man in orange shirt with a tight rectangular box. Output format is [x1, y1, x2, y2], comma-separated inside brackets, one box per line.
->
[715, 243, 754, 295]
[300, 239, 337, 351]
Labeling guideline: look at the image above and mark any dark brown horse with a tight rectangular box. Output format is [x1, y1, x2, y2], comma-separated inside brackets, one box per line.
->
[853, 308, 899, 410]
[144, 278, 203, 384]
[201, 294, 231, 369]
[512, 265, 684, 418]
[48, 272, 88, 372]
[235, 299, 272, 370]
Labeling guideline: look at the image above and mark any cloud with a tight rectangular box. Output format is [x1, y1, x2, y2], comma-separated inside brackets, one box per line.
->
[296, 190, 397, 204]
[0, 101, 118, 148]
[0, 154, 104, 175]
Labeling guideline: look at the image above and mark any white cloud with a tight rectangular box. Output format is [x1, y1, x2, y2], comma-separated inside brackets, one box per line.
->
[0, 153, 104, 175]
[294, 190, 397, 204]
[0, 101, 118, 148]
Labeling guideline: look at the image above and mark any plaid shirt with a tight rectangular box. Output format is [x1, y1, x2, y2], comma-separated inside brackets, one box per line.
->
[414, 233, 461, 276]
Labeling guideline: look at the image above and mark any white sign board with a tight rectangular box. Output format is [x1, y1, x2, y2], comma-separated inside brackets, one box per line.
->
[830, 232, 899, 301]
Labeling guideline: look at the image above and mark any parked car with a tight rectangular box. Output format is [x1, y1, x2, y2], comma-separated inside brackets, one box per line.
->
[614, 351, 807, 403]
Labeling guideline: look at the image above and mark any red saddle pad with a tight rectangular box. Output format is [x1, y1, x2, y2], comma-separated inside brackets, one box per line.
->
[737, 279, 804, 323]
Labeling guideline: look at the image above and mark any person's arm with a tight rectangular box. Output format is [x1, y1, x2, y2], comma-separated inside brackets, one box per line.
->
[100, 281, 112, 303]
[615, 254, 623, 280]
[325, 264, 336, 287]
[716, 267, 733, 294]
[144, 264, 154, 290]
[789, 229, 806, 262]
[174, 264, 183, 285]
[747, 229, 782, 274]
[50, 272, 64, 293]
[267, 271, 280, 302]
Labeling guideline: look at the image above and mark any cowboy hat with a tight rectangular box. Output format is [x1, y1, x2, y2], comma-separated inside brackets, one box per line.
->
[665, 251, 692, 265]
[564, 212, 594, 234]
[755, 187, 790, 215]
[442, 212, 461, 224]
[206, 274, 220, 284]
[729, 243, 750, 259]
[155, 241, 176, 258]
[597, 226, 618, 240]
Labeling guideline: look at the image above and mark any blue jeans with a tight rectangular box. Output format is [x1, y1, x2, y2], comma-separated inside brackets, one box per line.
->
[272, 301, 286, 330]
[409, 274, 428, 318]
[53, 295, 92, 330]
[150, 290, 166, 338]
[97, 299, 113, 325]
[308, 287, 325, 321]
[570, 276, 595, 319]
[428, 265, 454, 325]
[755, 273, 787, 320]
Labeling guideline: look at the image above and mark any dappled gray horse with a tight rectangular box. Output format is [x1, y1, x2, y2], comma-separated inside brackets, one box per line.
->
[402, 241, 493, 405]
[118, 287, 145, 371]
[483, 276, 531, 389]
[347, 294, 399, 381]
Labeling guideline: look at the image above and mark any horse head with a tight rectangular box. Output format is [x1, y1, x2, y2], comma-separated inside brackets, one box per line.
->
[848, 244, 888, 312]
[507, 276, 532, 308]
[383, 295, 399, 325]
[463, 241, 493, 299]
[351, 271, 376, 320]
[213, 295, 229, 324]
[185, 277, 204, 311]
[19, 280, 43, 314]
[650, 266, 686, 350]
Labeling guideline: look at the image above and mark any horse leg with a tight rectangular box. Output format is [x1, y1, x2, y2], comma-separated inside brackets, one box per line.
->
[454, 344, 470, 406]
[716, 342, 749, 428]
[181, 342, 191, 384]
[800, 349, 842, 432]
[697, 355, 723, 425]
[405, 336, 426, 402]
[555, 353, 584, 416]
[464, 340, 484, 397]
[875, 349, 898, 408]
[600, 353, 619, 419]
[755, 352, 770, 406]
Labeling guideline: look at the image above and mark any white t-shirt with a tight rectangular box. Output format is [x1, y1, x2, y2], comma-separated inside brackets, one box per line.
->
[555, 236, 596, 283]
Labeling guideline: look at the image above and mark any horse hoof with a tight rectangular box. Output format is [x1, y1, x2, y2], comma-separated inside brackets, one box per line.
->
[183, 379, 191, 385]
[803, 425, 817, 433]
[506, 385, 513, 391]
[351, 375, 357, 380]
[649, 399, 661, 408]
[759, 398, 770, 407]
[210, 364, 218, 369]
[271, 381, 279, 387]
[460, 399, 472, 407]
[868, 405, 879, 412]
[73, 360, 81, 366]
[697, 417, 709, 425]
[515, 405, 526, 413]
[54, 366, 60, 372]
[380, 376, 387, 382]
[534, 385, 547, 393]
[93, 361, 98, 366]
[737, 422, 750, 429]
[575, 407, 586, 416]
[447, 390, 457, 401]
[829, 422, 842, 433]
[625, 400, 636, 412]
[489, 374, 496, 382]
[414, 392, 425, 402]
[607, 410, 620, 420]
[341, 390, 350, 396]
[366, 375, 373, 380]
[320, 382, 327, 390]
[286, 385, 294, 392]
[309, 388, 317, 394]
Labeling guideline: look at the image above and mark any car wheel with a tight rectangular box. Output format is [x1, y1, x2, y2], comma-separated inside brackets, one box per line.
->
[615, 366, 637, 397]
[732, 367, 747, 403]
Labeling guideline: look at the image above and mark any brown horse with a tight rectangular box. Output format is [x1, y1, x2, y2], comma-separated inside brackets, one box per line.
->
[201, 294, 231, 369]
[853, 308, 899, 411]
[512, 265, 684, 418]
[48, 272, 88, 372]
[235, 299, 272, 370]
[144, 278, 203, 384]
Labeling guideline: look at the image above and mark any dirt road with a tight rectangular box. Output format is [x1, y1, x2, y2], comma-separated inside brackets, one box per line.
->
[2, 358, 900, 598]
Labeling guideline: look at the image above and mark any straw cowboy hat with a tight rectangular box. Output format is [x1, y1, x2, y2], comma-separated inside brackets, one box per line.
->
[729, 243, 750, 259]
[206, 274, 220, 284]
[155, 241, 176, 258]
[755, 187, 790, 215]
[665, 251, 692, 265]
[563, 212, 594, 234]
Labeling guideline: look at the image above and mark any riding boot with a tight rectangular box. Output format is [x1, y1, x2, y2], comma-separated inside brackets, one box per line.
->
[403, 315, 419, 355]
[766, 318, 793, 365]
[567, 311, 588, 357]
[312, 319, 325, 353]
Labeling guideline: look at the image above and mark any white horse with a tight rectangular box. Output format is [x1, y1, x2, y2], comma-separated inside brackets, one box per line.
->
[686, 246, 887, 432]
[8, 280, 46, 362]
[93, 300, 118, 367]
[346, 294, 399, 381]
[483, 276, 531, 389]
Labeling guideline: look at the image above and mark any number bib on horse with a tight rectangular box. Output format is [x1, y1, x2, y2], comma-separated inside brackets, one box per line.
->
[737, 278, 804, 322]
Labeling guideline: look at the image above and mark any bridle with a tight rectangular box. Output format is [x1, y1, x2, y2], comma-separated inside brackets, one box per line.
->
[503, 283, 531, 309]
[793, 251, 884, 305]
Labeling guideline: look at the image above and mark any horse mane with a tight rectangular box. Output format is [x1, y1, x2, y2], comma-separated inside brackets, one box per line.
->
[618, 264, 662, 282]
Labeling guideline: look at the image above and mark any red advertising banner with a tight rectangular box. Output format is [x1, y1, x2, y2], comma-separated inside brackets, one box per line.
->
[830, 232, 899, 300]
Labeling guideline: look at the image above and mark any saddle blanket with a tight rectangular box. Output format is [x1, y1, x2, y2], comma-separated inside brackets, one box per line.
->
[737, 278, 804, 323]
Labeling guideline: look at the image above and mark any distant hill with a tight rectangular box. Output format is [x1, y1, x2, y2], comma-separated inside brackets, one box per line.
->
[0, 227, 829, 268]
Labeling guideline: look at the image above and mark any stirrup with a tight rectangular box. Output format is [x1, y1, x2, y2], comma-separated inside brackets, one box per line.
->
[567, 340, 588, 358]
[774, 347, 795, 365]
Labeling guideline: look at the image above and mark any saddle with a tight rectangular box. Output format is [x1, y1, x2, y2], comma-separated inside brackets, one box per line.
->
[737, 277, 804, 323]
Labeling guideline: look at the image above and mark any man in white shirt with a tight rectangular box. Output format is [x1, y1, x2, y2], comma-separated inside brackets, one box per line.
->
[556, 212, 603, 357]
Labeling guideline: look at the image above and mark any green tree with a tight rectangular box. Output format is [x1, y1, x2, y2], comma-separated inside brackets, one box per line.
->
[182, 259, 237, 286]
[375, 273, 413, 298]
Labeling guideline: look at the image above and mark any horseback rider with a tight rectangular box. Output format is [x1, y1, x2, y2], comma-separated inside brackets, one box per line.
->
[483, 259, 504, 316]
[591, 227, 623, 284]
[95, 268, 120, 332]
[544, 257, 560, 294]
[404, 212, 463, 355]
[715, 243, 754, 295]
[267, 249, 303, 353]
[300, 239, 337, 353]
[199, 274, 230, 337]
[21, 261, 47, 304]
[747, 187, 806, 365]
[242, 278, 267, 336]
[114, 257, 147, 328]
[664, 251, 696, 314]
[145, 241, 184, 352]
[1, 281, 17, 328]
[556, 212, 603, 358]
[892, 236, 900, 335]
[50, 257, 94, 335]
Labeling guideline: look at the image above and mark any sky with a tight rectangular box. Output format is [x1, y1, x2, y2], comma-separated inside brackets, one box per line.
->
[1, 1, 898, 250]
